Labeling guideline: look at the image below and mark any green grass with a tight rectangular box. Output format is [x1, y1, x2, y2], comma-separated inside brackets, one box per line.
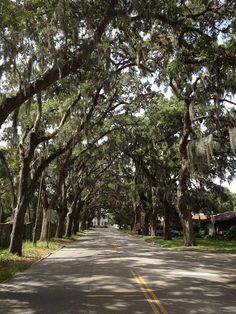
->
[144, 236, 236, 253]
[0, 233, 84, 283]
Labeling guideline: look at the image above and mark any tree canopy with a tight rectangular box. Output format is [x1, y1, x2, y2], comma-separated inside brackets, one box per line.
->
[0, 0, 236, 254]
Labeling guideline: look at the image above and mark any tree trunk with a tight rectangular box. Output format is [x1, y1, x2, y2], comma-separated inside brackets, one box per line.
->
[9, 124, 45, 254]
[33, 174, 44, 244]
[65, 212, 74, 237]
[9, 107, 74, 254]
[65, 186, 81, 237]
[176, 172, 196, 245]
[56, 202, 67, 238]
[56, 212, 67, 238]
[9, 201, 28, 256]
[176, 101, 196, 246]
[81, 220, 88, 230]
[142, 212, 150, 235]
[164, 202, 172, 240]
[40, 213, 49, 241]
[33, 209, 43, 244]
[73, 218, 80, 234]
[39, 185, 50, 241]
[9, 159, 31, 256]
[73, 202, 83, 234]
[56, 182, 68, 238]
[0, 203, 2, 223]
[150, 211, 158, 236]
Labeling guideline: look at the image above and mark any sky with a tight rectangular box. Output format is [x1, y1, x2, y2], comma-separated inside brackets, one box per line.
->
[215, 178, 236, 193]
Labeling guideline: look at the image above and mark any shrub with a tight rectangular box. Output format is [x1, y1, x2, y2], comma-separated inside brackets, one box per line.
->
[224, 225, 236, 240]
[196, 229, 207, 238]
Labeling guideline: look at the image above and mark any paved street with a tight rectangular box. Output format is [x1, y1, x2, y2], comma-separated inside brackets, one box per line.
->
[0, 228, 236, 314]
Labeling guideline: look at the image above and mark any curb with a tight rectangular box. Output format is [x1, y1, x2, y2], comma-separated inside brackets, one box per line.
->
[0, 244, 65, 285]
[0, 242, 72, 285]
[0, 233, 86, 285]
[33, 244, 66, 265]
[0, 232, 86, 285]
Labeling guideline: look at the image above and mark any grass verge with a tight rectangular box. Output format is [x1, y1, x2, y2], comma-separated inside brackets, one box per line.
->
[0, 233, 83, 283]
[143, 236, 236, 253]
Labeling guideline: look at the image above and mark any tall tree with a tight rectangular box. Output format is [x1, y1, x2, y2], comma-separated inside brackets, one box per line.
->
[0, 0, 124, 126]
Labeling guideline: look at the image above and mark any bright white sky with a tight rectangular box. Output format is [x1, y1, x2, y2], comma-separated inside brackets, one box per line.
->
[215, 178, 236, 193]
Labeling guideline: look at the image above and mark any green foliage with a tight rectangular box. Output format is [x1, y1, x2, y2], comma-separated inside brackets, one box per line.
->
[232, 193, 236, 212]
[224, 226, 236, 240]
[189, 186, 235, 215]
[1, 0, 236, 250]
[0, 252, 32, 282]
[144, 236, 236, 252]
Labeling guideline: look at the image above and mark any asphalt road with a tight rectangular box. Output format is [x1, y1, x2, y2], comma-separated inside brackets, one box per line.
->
[0, 228, 236, 314]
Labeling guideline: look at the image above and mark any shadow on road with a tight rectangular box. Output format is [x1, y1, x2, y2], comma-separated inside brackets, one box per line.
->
[0, 228, 235, 314]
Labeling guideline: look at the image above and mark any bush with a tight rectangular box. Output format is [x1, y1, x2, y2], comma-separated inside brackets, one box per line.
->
[194, 229, 207, 238]
[224, 225, 236, 240]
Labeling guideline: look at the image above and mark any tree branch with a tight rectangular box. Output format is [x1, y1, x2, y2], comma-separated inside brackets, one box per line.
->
[0, 0, 119, 127]
[217, 98, 236, 106]
[38, 93, 81, 143]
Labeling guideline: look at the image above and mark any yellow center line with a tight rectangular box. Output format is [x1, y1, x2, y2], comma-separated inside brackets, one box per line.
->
[131, 270, 168, 314]
[132, 271, 160, 314]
